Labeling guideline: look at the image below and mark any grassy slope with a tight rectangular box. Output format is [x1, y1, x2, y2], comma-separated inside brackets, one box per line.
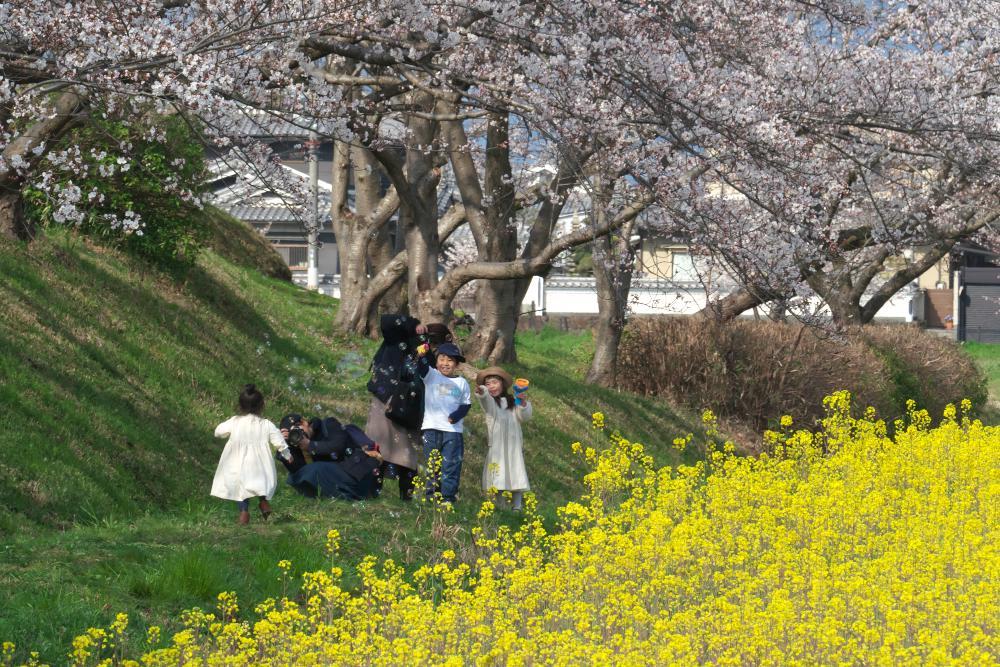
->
[0, 219, 701, 663]
[961, 341, 1000, 420]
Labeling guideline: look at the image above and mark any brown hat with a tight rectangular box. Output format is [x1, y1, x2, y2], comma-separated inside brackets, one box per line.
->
[475, 366, 513, 390]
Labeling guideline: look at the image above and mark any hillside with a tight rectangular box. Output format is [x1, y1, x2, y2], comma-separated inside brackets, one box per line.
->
[0, 215, 700, 662]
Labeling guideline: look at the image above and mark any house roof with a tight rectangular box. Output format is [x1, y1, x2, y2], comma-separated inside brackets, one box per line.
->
[205, 157, 335, 227]
[221, 108, 341, 139]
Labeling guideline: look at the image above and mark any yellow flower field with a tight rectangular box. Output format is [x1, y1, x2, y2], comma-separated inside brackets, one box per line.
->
[8, 392, 998, 666]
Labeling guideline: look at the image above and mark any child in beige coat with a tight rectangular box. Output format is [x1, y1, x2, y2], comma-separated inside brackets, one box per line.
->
[211, 384, 293, 524]
[474, 367, 532, 511]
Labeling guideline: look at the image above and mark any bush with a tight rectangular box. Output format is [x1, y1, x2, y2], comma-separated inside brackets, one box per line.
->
[25, 115, 207, 268]
[615, 318, 986, 431]
[862, 325, 988, 418]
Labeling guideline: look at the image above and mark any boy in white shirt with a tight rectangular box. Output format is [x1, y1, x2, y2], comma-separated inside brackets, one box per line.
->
[417, 342, 471, 504]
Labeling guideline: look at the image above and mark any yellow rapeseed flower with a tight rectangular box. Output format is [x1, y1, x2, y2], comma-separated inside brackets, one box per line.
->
[22, 392, 999, 666]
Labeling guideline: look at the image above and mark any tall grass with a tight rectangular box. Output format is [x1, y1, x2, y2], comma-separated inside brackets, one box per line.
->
[963, 342, 1000, 399]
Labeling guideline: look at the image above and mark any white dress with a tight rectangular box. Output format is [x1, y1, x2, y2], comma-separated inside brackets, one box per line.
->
[210, 414, 289, 501]
[477, 388, 532, 492]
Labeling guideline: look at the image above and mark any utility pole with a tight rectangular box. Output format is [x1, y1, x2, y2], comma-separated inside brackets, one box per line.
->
[306, 127, 320, 291]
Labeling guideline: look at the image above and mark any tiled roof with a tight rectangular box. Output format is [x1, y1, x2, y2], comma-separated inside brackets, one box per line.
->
[226, 205, 305, 223]
[222, 111, 340, 139]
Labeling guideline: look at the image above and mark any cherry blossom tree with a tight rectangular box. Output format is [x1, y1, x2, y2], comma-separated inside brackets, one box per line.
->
[612, 0, 1000, 326]
[585, 175, 648, 387]
[1, 1, 350, 238]
[5, 0, 997, 366]
[1, 0, 654, 363]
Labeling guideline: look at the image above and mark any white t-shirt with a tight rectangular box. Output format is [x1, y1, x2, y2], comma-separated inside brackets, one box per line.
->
[421, 368, 471, 433]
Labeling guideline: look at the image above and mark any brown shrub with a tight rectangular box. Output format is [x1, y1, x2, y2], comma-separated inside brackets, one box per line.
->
[615, 318, 985, 431]
[861, 325, 987, 419]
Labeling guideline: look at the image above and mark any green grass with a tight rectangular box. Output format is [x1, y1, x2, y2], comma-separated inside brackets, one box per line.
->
[0, 219, 703, 663]
[961, 341, 1000, 417]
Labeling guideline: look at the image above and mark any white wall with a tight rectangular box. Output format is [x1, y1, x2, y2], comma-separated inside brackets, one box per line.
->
[293, 273, 919, 323]
[533, 276, 919, 323]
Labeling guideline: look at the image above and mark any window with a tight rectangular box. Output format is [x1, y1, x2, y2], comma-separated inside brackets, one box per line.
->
[672, 250, 696, 282]
[277, 245, 308, 269]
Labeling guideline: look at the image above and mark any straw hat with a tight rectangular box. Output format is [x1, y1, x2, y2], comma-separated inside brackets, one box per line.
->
[475, 366, 513, 389]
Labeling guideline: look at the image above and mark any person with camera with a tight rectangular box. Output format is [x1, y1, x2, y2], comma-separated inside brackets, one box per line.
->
[278, 413, 383, 501]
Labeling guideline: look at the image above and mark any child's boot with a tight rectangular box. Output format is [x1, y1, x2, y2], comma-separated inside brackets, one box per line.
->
[238, 510, 251, 525]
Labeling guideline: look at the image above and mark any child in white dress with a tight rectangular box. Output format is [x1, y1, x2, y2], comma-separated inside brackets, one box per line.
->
[211, 384, 293, 525]
[474, 367, 532, 511]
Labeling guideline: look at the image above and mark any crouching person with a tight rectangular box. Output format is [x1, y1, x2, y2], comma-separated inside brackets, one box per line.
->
[278, 413, 383, 501]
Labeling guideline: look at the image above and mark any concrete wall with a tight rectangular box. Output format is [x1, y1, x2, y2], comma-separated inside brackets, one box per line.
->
[537, 276, 918, 323]
[294, 273, 920, 324]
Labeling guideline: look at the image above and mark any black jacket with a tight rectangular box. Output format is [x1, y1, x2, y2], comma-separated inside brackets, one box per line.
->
[279, 417, 382, 499]
[280, 417, 376, 474]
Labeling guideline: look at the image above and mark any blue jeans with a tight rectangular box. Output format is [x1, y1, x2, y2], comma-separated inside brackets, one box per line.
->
[422, 430, 464, 503]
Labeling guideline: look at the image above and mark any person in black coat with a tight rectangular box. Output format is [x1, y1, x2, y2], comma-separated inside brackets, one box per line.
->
[278, 414, 383, 500]
[365, 314, 426, 499]
[365, 315, 457, 500]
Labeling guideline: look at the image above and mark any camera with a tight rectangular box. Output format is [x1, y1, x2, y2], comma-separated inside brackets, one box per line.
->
[287, 425, 307, 447]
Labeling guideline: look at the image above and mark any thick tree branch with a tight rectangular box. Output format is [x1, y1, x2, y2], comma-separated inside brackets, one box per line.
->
[0, 90, 86, 187]
[860, 205, 1000, 321]
[348, 201, 467, 326]
[433, 191, 652, 304]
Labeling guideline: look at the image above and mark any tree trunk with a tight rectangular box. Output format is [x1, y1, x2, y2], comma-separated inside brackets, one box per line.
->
[586, 240, 626, 385]
[585, 189, 637, 387]
[467, 153, 584, 358]
[331, 135, 401, 335]
[369, 221, 406, 320]
[466, 278, 520, 363]
[806, 257, 877, 328]
[586, 305, 626, 386]
[0, 191, 30, 241]
[825, 294, 865, 327]
[376, 92, 441, 324]
[404, 195, 443, 322]
[331, 139, 366, 330]
[460, 112, 519, 362]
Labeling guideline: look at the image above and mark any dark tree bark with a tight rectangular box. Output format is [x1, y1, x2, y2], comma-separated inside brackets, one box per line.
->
[586, 189, 638, 387]
[448, 112, 520, 363]
[0, 191, 29, 242]
[463, 149, 584, 362]
[330, 138, 401, 335]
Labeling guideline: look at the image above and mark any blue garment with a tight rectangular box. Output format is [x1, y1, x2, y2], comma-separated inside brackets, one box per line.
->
[286, 462, 379, 500]
[448, 403, 471, 423]
[278, 416, 382, 500]
[422, 429, 464, 503]
[368, 314, 423, 406]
